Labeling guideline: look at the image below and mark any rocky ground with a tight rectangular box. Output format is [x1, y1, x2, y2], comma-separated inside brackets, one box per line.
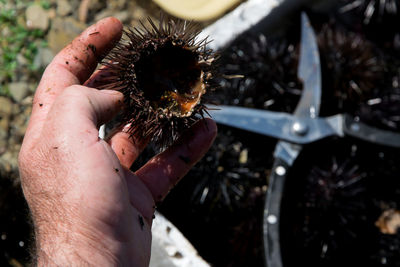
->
[0, 0, 165, 182]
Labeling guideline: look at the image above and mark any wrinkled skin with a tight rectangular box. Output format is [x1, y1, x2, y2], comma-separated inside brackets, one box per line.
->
[18, 17, 217, 266]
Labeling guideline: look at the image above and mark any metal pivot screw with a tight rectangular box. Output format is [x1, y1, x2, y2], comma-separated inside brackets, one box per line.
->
[275, 166, 286, 176]
[292, 121, 309, 136]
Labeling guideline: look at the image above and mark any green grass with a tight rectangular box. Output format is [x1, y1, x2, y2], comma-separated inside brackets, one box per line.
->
[39, 0, 51, 10]
[0, 1, 47, 96]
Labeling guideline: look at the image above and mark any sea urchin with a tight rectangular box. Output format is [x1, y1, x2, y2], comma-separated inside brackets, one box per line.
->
[317, 23, 384, 115]
[98, 17, 216, 147]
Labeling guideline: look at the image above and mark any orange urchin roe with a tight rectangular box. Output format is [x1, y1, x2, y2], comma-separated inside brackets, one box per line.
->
[168, 71, 206, 116]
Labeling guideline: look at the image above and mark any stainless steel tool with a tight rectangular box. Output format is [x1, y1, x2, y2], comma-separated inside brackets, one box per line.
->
[206, 12, 400, 267]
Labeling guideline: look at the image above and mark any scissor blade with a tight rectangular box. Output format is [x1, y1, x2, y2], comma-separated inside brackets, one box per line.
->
[295, 12, 322, 118]
[207, 105, 340, 144]
[207, 105, 292, 139]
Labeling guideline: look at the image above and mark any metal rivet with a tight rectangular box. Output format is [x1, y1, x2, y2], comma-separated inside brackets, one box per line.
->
[310, 106, 316, 118]
[275, 166, 286, 176]
[292, 121, 309, 136]
[267, 215, 278, 224]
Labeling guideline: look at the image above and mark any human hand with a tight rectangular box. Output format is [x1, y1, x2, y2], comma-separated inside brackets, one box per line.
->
[18, 17, 217, 266]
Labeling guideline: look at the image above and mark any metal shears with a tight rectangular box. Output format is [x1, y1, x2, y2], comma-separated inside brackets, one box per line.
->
[207, 12, 400, 267]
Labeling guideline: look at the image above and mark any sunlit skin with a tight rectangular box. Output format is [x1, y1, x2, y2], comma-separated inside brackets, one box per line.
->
[18, 17, 217, 266]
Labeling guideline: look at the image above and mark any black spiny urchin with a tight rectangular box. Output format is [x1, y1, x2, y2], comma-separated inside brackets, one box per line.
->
[281, 139, 400, 266]
[280, 140, 370, 266]
[317, 23, 384, 115]
[188, 127, 268, 211]
[338, 0, 400, 42]
[357, 84, 400, 131]
[356, 34, 400, 131]
[340, 0, 399, 24]
[215, 33, 302, 113]
[98, 17, 216, 147]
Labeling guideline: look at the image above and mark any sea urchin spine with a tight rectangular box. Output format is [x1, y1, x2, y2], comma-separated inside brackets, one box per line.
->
[98, 16, 216, 147]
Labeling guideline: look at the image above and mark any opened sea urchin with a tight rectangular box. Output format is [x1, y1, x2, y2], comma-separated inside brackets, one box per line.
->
[98, 17, 216, 147]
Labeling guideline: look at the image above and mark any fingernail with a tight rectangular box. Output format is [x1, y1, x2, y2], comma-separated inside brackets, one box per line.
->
[100, 89, 123, 97]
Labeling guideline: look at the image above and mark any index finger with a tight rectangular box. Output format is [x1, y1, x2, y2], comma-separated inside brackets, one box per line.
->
[25, 17, 123, 144]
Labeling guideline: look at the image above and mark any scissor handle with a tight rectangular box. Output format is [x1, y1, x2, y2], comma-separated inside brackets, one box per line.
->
[263, 157, 290, 267]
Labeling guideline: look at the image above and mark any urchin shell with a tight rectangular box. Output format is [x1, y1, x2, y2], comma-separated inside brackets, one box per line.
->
[340, 0, 400, 24]
[216, 33, 302, 113]
[338, 0, 400, 42]
[98, 17, 216, 147]
[357, 83, 400, 131]
[317, 23, 384, 115]
[356, 35, 400, 131]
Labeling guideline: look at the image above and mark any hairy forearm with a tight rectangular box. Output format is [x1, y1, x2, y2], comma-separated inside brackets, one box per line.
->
[32, 217, 120, 267]
[35, 245, 116, 267]
[35, 246, 93, 267]
[34, 233, 122, 266]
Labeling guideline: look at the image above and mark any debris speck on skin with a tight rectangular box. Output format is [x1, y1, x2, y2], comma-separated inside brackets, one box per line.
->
[121, 148, 125, 155]
[87, 43, 96, 53]
[52, 147, 58, 149]
[39, 103, 43, 107]
[173, 251, 183, 258]
[115, 168, 119, 173]
[138, 215, 145, 230]
[65, 61, 69, 65]
[178, 155, 191, 164]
